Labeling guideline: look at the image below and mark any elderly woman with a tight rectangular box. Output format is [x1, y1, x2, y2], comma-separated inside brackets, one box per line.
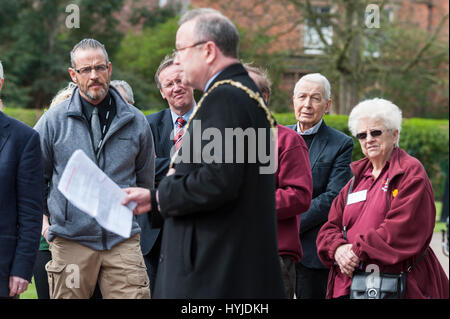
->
[316, 98, 449, 299]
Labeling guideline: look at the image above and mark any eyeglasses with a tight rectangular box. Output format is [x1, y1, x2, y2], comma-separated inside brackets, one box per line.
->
[162, 78, 183, 90]
[172, 41, 207, 55]
[356, 129, 383, 140]
[74, 64, 109, 75]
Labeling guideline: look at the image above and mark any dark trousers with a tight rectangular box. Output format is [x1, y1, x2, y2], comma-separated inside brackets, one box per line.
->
[295, 262, 329, 299]
[143, 235, 161, 297]
[32, 250, 52, 299]
[279, 256, 296, 299]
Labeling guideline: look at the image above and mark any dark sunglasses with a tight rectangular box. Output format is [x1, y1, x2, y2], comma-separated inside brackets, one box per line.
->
[356, 129, 383, 140]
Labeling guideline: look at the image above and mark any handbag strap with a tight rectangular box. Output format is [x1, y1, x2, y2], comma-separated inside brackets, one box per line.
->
[343, 177, 355, 240]
[406, 249, 427, 273]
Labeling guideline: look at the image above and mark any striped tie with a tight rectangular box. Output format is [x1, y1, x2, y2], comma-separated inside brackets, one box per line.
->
[174, 116, 186, 150]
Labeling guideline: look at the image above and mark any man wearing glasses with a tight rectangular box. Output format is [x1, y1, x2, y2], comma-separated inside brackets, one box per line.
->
[34, 38, 155, 299]
[288, 73, 353, 299]
[139, 55, 195, 295]
[123, 8, 285, 298]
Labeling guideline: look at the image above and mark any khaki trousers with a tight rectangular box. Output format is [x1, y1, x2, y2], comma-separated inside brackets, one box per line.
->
[46, 234, 150, 299]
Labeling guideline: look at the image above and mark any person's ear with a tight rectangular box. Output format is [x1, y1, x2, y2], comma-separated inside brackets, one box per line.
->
[325, 99, 332, 113]
[204, 41, 216, 65]
[393, 129, 399, 146]
[160, 88, 166, 100]
[68, 68, 78, 84]
[0, 78, 4, 92]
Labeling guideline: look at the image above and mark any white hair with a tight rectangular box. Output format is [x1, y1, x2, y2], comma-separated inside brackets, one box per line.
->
[50, 82, 77, 108]
[111, 80, 134, 104]
[348, 98, 402, 146]
[293, 73, 331, 100]
[0, 60, 4, 79]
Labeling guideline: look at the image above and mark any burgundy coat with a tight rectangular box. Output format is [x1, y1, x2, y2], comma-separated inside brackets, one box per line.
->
[275, 125, 312, 262]
[317, 147, 449, 299]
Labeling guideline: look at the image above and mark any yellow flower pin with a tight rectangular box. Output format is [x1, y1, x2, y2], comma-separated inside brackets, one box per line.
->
[392, 189, 398, 198]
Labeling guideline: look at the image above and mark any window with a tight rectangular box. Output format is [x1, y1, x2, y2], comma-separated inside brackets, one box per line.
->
[159, 0, 168, 7]
[304, 6, 332, 55]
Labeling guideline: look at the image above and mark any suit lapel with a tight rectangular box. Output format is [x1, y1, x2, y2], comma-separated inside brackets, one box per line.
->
[0, 113, 11, 154]
[159, 109, 175, 155]
[309, 121, 329, 170]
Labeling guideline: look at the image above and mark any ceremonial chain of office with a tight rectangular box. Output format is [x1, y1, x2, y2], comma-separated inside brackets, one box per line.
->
[170, 79, 278, 169]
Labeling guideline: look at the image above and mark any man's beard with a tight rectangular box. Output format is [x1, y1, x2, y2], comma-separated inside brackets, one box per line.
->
[84, 82, 108, 101]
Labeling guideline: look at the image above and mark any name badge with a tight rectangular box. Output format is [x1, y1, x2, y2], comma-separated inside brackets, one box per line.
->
[347, 190, 367, 205]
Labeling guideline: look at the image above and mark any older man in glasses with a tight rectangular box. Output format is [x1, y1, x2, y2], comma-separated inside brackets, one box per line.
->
[34, 38, 155, 299]
[288, 73, 353, 299]
[123, 8, 285, 298]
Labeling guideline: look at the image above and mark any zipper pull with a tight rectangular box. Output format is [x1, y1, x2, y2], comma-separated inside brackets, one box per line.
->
[343, 225, 347, 240]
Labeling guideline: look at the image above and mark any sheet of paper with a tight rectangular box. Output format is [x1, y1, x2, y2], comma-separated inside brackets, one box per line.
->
[57, 149, 136, 238]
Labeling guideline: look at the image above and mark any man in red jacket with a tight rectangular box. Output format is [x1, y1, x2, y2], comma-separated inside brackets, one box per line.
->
[246, 65, 313, 298]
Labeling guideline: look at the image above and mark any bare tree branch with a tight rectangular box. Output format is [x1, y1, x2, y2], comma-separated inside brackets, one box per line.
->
[401, 13, 449, 72]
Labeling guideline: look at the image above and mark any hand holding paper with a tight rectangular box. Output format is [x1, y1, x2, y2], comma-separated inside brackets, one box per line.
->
[57, 149, 136, 238]
[122, 188, 152, 215]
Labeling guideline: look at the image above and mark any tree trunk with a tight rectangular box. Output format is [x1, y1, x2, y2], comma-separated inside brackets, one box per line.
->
[339, 73, 359, 115]
[337, 0, 364, 115]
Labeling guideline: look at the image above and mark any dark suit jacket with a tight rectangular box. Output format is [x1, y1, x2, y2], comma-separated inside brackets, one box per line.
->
[288, 121, 353, 269]
[136, 109, 174, 256]
[147, 109, 174, 184]
[154, 63, 285, 298]
[0, 112, 43, 296]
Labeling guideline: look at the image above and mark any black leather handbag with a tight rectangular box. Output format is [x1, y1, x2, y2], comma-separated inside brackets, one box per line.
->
[350, 271, 406, 299]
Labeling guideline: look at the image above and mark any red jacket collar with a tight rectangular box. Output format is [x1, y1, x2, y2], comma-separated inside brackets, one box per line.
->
[350, 147, 405, 183]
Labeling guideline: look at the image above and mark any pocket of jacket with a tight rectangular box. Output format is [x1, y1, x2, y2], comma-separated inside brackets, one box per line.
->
[183, 224, 196, 273]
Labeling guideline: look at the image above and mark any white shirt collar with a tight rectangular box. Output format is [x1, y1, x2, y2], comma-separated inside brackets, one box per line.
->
[297, 119, 323, 135]
[204, 70, 223, 92]
[170, 104, 195, 128]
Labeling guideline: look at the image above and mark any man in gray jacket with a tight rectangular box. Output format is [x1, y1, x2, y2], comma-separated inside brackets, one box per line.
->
[34, 39, 155, 299]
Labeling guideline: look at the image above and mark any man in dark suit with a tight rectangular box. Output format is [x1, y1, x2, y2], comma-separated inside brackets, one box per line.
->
[123, 8, 285, 298]
[0, 61, 44, 298]
[288, 73, 353, 299]
[139, 55, 195, 295]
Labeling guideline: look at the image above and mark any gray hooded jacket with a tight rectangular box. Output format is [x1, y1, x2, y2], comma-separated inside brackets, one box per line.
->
[34, 86, 155, 250]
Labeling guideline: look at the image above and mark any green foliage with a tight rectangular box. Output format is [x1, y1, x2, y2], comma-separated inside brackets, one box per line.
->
[2, 107, 45, 127]
[366, 21, 449, 119]
[3, 107, 448, 200]
[238, 28, 290, 113]
[0, 0, 126, 109]
[128, 2, 179, 29]
[274, 112, 449, 199]
[113, 16, 178, 110]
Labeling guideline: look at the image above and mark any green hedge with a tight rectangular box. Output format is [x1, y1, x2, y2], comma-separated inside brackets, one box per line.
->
[3, 107, 448, 199]
[274, 112, 449, 200]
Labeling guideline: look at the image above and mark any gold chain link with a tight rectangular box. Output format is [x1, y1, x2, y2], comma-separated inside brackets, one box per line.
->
[169, 79, 278, 169]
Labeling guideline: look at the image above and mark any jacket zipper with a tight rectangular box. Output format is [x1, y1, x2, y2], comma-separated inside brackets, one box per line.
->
[69, 112, 107, 250]
[65, 199, 68, 221]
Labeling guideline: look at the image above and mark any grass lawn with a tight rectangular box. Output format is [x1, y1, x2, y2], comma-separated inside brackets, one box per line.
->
[20, 278, 37, 299]
[434, 201, 447, 233]
[20, 201, 448, 299]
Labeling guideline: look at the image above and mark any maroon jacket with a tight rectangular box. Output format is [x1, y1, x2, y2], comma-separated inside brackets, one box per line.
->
[317, 147, 449, 299]
[275, 125, 312, 262]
